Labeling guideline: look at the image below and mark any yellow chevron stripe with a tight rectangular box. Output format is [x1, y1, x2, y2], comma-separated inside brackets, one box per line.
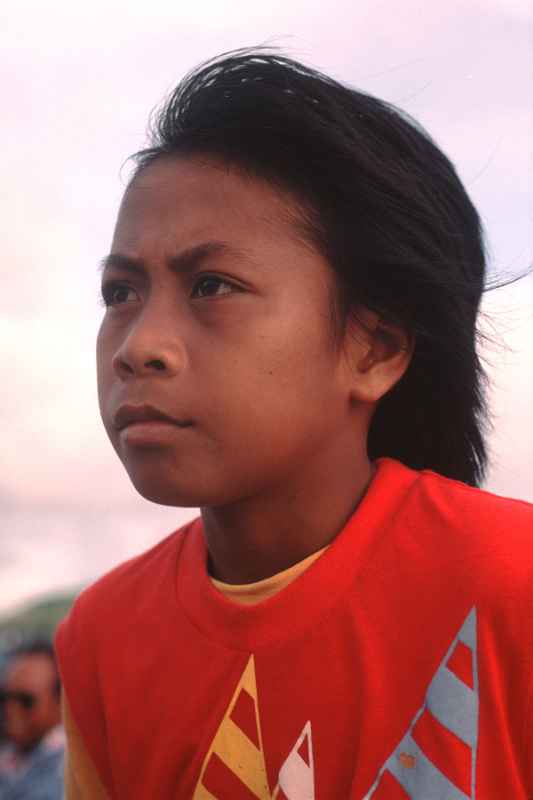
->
[192, 786, 218, 800]
[193, 656, 271, 799]
[214, 717, 270, 798]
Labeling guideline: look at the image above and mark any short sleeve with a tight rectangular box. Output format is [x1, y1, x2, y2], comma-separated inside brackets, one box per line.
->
[55, 600, 113, 794]
[61, 690, 109, 799]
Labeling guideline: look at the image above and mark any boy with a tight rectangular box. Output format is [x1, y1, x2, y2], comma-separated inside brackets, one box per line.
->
[55, 50, 533, 798]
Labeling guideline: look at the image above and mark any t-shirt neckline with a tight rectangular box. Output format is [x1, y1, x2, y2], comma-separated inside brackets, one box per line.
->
[175, 458, 417, 651]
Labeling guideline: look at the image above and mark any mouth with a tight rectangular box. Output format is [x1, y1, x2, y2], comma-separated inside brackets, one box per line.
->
[113, 403, 193, 432]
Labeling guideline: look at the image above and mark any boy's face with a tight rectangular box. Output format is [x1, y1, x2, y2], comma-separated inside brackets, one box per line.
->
[97, 156, 358, 507]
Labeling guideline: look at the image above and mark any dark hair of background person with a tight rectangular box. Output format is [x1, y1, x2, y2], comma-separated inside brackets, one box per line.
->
[131, 48, 499, 487]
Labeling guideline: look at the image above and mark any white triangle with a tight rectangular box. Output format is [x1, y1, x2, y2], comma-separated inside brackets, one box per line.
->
[277, 720, 315, 800]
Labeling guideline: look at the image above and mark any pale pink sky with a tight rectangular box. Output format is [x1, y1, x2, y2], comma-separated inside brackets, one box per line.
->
[1, 0, 531, 614]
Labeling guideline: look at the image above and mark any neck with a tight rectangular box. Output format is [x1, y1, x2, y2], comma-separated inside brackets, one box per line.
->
[201, 447, 374, 584]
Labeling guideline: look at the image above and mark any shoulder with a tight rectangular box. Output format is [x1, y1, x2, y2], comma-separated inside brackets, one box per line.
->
[379, 457, 533, 530]
[378, 459, 533, 590]
[399, 461, 533, 594]
[54, 519, 198, 794]
[415, 465, 533, 537]
[55, 519, 197, 673]
[63, 520, 195, 623]
[7, 745, 64, 797]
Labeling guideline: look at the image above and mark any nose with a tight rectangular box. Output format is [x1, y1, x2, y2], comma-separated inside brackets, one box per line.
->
[111, 311, 187, 380]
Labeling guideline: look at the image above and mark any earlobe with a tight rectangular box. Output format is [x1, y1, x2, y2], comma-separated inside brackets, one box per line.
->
[344, 310, 413, 405]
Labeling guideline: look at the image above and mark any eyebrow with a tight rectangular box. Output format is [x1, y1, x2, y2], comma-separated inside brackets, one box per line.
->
[98, 240, 240, 276]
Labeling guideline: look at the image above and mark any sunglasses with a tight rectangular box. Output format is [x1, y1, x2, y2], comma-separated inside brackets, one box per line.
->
[0, 689, 37, 710]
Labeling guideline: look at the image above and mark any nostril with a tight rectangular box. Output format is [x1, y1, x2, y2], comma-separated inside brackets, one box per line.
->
[115, 358, 134, 376]
[147, 359, 166, 371]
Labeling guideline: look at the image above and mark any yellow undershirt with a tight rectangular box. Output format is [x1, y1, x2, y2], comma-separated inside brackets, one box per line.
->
[210, 546, 328, 605]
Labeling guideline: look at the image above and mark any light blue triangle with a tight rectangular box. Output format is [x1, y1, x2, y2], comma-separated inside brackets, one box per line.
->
[363, 608, 479, 799]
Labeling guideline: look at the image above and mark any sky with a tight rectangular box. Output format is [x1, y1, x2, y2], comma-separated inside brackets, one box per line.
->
[1, 0, 532, 615]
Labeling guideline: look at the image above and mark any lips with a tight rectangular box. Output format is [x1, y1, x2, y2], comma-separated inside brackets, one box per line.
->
[113, 404, 191, 432]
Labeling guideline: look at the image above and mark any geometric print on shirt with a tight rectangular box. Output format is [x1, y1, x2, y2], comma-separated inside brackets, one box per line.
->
[192, 653, 314, 800]
[364, 607, 479, 800]
[193, 608, 479, 799]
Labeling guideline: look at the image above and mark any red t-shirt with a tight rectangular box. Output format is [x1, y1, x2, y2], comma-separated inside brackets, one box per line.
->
[55, 459, 533, 799]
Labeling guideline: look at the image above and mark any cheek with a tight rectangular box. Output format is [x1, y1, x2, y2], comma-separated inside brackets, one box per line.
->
[96, 328, 105, 384]
[35, 697, 55, 726]
[96, 322, 109, 371]
[5, 706, 30, 738]
[96, 330, 114, 411]
[5, 704, 22, 726]
[245, 324, 339, 405]
[212, 336, 342, 451]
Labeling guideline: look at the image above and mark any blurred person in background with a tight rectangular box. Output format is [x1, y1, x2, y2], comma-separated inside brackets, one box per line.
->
[0, 642, 64, 800]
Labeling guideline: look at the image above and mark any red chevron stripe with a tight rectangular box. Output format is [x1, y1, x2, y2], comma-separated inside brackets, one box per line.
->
[412, 707, 471, 795]
[230, 688, 260, 749]
[370, 769, 410, 799]
[203, 751, 260, 800]
[446, 640, 474, 689]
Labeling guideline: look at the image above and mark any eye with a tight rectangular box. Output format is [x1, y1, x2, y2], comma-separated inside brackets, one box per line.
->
[191, 275, 235, 299]
[101, 281, 139, 307]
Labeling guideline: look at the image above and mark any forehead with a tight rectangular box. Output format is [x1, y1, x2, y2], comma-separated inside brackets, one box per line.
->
[113, 156, 309, 255]
[5, 655, 55, 693]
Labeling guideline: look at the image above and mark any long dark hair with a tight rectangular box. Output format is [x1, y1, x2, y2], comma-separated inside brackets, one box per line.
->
[132, 49, 490, 486]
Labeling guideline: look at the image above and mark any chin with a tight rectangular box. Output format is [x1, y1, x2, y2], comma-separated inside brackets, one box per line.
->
[130, 479, 201, 507]
[122, 452, 262, 509]
[125, 466, 224, 508]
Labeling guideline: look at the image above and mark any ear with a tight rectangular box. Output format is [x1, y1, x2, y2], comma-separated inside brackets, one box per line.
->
[342, 308, 413, 405]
